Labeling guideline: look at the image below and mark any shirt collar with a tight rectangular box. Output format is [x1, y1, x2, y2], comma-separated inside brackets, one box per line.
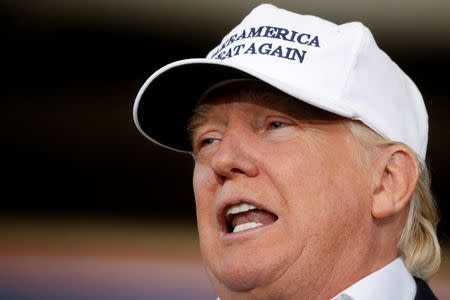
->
[331, 257, 416, 300]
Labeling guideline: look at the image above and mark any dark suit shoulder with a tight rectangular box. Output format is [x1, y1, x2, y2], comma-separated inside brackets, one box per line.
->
[414, 277, 438, 300]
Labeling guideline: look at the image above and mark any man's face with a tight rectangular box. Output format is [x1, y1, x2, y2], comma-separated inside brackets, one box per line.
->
[191, 85, 375, 297]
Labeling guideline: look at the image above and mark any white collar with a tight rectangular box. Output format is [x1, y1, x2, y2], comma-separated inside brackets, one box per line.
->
[331, 257, 416, 300]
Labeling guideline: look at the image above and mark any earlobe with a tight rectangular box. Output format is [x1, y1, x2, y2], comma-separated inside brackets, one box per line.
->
[372, 184, 396, 218]
[371, 145, 419, 220]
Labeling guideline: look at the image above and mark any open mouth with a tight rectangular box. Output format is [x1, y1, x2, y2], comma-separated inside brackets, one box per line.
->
[224, 202, 278, 234]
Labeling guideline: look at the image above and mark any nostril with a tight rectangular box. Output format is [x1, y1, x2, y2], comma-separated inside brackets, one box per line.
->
[215, 173, 226, 184]
[214, 168, 245, 184]
[216, 168, 245, 184]
[230, 168, 245, 174]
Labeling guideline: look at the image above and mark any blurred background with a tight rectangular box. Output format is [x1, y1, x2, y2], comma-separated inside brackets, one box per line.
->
[1, 0, 449, 299]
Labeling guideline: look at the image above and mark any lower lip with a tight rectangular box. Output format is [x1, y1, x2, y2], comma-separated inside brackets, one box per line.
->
[220, 219, 280, 242]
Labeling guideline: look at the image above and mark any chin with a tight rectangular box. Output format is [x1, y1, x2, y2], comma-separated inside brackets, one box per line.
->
[206, 249, 287, 293]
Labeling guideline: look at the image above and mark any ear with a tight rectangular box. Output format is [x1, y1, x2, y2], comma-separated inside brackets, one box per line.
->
[371, 145, 419, 219]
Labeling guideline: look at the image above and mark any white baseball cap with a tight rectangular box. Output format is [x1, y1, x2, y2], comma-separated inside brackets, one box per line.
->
[133, 3, 428, 159]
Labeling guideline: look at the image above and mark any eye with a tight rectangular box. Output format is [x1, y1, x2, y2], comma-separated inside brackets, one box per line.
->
[268, 121, 286, 130]
[192, 129, 222, 153]
[199, 138, 214, 147]
[199, 137, 216, 148]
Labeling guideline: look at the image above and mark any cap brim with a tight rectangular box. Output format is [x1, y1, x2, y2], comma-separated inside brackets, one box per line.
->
[133, 59, 258, 153]
[133, 58, 355, 153]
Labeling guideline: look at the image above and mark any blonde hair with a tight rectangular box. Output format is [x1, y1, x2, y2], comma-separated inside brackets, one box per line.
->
[349, 122, 441, 280]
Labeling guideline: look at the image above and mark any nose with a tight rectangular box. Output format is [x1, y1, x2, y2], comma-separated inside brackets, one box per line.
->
[210, 129, 259, 182]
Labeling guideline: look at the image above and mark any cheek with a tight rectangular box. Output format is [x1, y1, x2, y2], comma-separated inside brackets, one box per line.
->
[269, 140, 370, 231]
[193, 164, 218, 229]
[193, 164, 211, 207]
[193, 159, 216, 189]
[192, 164, 222, 267]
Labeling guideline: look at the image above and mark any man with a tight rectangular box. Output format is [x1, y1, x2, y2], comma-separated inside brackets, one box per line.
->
[133, 4, 440, 299]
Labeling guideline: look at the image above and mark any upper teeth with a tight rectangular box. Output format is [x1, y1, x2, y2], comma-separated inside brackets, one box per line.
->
[226, 203, 257, 216]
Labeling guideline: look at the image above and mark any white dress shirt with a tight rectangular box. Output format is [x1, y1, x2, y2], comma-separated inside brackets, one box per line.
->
[331, 257, 416, 300]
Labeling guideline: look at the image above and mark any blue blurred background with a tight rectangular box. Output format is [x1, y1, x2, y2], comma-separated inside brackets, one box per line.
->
[1, 0, 449, 299]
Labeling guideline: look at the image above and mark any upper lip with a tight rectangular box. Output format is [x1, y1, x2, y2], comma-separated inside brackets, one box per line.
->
[216, 196, 277, 234]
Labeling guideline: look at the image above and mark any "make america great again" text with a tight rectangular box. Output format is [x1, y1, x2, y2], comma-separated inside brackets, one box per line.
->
[210, 25, 320, 63]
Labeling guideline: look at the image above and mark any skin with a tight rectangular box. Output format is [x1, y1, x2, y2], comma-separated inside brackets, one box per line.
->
[190, 87, 415, 299]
